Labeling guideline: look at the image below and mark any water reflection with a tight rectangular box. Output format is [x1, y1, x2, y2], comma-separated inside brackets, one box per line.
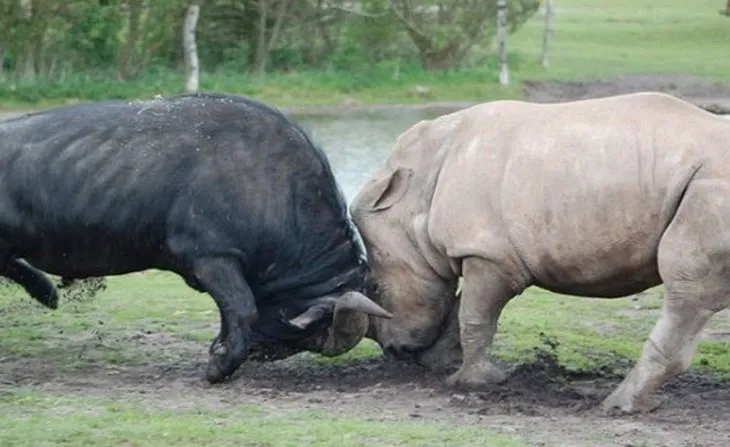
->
[295, 109, 445, 203]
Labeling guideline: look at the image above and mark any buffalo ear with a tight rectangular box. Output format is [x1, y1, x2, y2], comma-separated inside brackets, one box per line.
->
[367, 168, 413, 211]
[320, 291, 392, 356]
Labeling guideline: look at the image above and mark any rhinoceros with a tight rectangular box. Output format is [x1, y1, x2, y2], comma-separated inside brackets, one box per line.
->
[0, 93, 391, 383]
[351, 92, 730, 414]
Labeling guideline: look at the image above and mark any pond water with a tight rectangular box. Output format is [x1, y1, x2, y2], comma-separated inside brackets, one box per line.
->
[295, 108, 446, 203]
[296, 110, 730, 204]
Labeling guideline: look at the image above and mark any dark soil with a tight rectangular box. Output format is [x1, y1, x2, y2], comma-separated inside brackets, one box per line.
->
[3, 330, 730, 447]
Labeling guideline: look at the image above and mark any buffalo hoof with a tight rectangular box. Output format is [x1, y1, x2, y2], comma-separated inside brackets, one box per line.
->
[28, 282, 59, 310]
[445, 361, 507, 389]
[40, 290, 59, 310]
[205, 358, 228, 384]
[601, 390, 663, 415]
[205, 340, 231, 384]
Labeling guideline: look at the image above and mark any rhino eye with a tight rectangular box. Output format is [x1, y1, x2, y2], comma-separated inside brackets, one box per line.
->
[365, 282, 379, 296]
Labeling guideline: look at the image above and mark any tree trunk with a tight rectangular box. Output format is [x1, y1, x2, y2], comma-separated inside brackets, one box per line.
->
[259, 0, 290, 74]
[118, 0, 143, 81]
[541, 0, 554, 69]
[250, 0, 292, 77]
[725, 0, 730, 16]
[183, 3, 200, 93]
[420, 43, 460, 70]
[251, 0, 269, 76]
[497, 0, 509, 85]
[18, 0, 36, 79]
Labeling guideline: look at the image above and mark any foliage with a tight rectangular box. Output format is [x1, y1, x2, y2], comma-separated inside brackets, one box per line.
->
[0, 0, 539, 81]
[391, 0, 539, 70]
[0, 0, 728, 108]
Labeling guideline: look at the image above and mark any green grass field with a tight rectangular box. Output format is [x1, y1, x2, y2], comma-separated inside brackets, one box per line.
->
[0, 0, 728, 109]
[1, 389, 518, 447]
[2, 271, 730, 446]
[0, 272, 528, 447]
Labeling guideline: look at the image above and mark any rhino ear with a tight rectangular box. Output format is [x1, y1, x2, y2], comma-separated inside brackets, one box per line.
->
[320, 291, 392, 356]
[368, 168, 413, 211]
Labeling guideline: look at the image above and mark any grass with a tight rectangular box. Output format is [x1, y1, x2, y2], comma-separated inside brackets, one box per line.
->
[0, 272, 526, 446]
[508, 0, 730, 82]
[0, 390, 520, 447]
[2, 271, 730, 445]
[3, 272, 730, 377]
[0, 0, 728, 110]
[496, 288, 730, 377]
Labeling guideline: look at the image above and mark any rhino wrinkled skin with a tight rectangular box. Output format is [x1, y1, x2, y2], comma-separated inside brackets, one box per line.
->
[352, 92, 730, 414]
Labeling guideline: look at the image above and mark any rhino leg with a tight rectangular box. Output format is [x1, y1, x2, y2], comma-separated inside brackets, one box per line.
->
[190, 257, 259, 384]
[445, 257, 515, 389]
[602, 293, 714, 414]
[603, 182, 730, 414]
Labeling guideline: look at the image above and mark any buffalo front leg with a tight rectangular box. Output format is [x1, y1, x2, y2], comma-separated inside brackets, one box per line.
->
[446, 257, 516, 389]
[192, 257, 258, 384]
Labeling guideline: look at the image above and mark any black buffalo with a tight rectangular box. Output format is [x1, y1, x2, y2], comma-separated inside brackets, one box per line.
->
[0, 93, 391, 383]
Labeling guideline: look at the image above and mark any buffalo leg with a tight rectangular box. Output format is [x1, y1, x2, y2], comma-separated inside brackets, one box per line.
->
[3, 258, 59, 309]
[191, 257, 258, 384]
[446, 256, 515, 388]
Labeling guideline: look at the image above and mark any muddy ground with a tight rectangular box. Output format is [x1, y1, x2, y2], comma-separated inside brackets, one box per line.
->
[3, 331, 729, 447]
[3, 75, 730, 446]
[523, 74, 730, 114]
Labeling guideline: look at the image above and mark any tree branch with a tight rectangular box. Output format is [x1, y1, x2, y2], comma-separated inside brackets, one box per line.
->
[389, 0, 433, 51]
[329, 5, 389, 18]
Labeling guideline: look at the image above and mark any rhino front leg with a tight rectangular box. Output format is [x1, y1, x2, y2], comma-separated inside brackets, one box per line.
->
[446, 257, 516, 389]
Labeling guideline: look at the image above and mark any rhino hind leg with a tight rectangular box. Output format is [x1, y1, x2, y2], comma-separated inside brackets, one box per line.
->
[603, 182, 730, 414]
[188, 256, 258, 384]
[3, 258, 59, 309]
[445, 257, 515, 389]
[601, 292, 715, 414]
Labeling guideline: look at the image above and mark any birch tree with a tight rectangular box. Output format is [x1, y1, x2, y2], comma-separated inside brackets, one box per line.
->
[184, 3, 200, 92]
[497, 0, 508, 85]
[541, 0, 554, 68]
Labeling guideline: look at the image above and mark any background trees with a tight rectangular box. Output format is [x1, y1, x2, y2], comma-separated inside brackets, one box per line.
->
[0, 0, 540, 81]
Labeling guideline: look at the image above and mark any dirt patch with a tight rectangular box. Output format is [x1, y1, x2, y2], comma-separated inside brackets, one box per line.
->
[55, 277, 108, 303]
[2, 332, 729, 447]
[523, 74, 730, 113]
